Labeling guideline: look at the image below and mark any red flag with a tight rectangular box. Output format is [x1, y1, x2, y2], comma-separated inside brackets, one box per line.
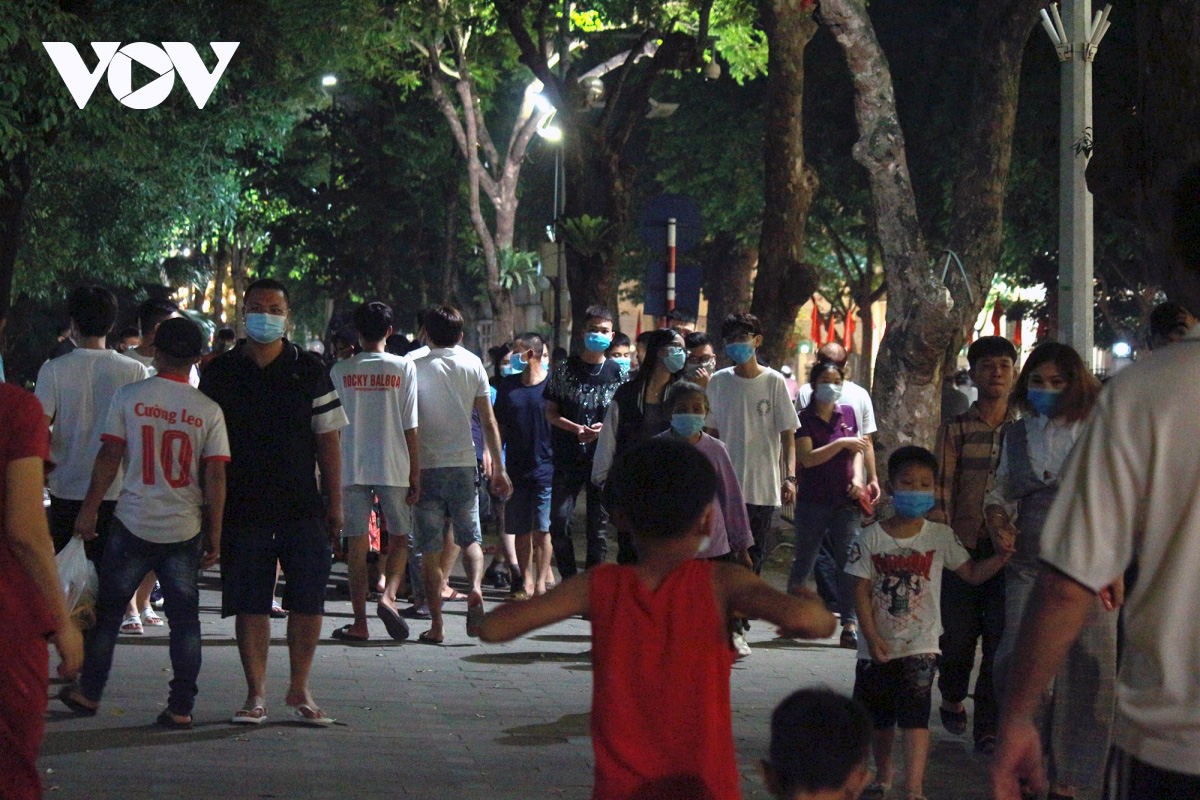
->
[843, 313, 855, 351]
[991, 303, 1005, 336]
[810, 308, 821, 345]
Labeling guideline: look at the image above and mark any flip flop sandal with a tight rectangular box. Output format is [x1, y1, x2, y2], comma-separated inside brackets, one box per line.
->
[120, 615, 144, 635]
[156, 709, 193, 730]
[861, 782, 890, 799]
[400, 604, 431, 620]
[141, 608, 165, 626]
[417, 630, 443, 645]
[230, 705, 268, 725]
[331, 625, 369, 642]
[940, 705, 968, 736]
[466, 602, 485, 638]
[376, 604, 410, 641]
[58, 686, 98, 717]
[441, 589, 467, 602]
[291, 704, 335, 727]
[269, 603, 289, 619]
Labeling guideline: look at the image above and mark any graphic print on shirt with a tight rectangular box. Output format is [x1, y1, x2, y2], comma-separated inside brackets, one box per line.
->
[866, 545, 938, 644]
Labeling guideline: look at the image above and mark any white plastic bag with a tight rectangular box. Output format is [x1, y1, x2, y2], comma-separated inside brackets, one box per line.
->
[56, 537, 98, 629]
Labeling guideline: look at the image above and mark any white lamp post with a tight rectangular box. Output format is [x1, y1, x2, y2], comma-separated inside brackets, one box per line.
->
[1040, 2, 1112, 360]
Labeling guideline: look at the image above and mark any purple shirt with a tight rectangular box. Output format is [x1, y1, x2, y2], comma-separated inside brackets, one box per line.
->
[656, 430, 754, 558]
[796, 403, 859, 507]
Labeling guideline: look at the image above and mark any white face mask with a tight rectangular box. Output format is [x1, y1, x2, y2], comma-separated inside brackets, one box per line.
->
[696, 535, 712, 555]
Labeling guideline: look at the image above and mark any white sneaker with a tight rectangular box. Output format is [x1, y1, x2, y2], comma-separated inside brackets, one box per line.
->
[732, 631, 752, 658]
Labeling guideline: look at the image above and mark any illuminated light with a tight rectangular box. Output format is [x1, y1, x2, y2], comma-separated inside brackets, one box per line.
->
[1112, 341, 1132, 358]
[536, 125, 562, 142]
[321, 75, 338, 87]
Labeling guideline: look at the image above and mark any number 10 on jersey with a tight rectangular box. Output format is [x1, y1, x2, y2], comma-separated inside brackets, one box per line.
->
[141, 425, 194, 488]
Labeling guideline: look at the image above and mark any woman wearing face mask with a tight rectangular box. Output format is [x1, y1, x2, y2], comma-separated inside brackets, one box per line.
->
[788, 361, 870, 649]
[986, 342, 1116, 800]
[591, 329, 688, 562]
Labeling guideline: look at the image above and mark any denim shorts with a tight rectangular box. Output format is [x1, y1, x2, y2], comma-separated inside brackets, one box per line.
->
[506, 478, 552, 534]
[221, 517, 332, 617]
[413, 467, 481, 554]
[343, 485, 413, 544]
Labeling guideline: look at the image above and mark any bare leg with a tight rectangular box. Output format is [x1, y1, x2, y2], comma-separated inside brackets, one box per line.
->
[379, 537, 410, 612]
[127, 571, 158, 617]
[422, 551, 445, 642]
[235, 614, 271, 710]
[283, 613, 323, 710]
[440, 528, 461, 598]
[345, 536, 370, 637]
[871, 728, 895, 788]
[533, 532, 553, 594]
[515, 532, 534, 594]
[462, 541, 485, 599]
[901, 728, 930, 798]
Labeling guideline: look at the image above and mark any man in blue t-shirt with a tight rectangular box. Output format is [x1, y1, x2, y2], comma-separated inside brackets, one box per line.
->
[494, 332, 555, 597]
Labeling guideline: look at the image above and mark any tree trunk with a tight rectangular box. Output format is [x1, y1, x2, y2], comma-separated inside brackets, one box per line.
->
[751, 0, 821, 368]
[0, 153, 32, 321]
[820, 0, 952, 459]
[701, 233, 756, 337]
[230, 244, 249, 337]
[942, 0, 1045, 363]
[211, 233, 229, 325]
[440, 182, 460, 304]
[1135, 0, 1200, 308]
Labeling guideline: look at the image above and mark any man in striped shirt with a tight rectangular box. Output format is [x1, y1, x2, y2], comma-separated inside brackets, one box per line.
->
[200, 279, 349, 727]
[929, 335, 1019, 753]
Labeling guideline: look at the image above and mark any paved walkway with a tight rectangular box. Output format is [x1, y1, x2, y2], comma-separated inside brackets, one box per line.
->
[40, 542, 996, 799]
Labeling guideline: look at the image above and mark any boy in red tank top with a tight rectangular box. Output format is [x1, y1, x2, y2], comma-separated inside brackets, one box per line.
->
[471, 438, 836, 799]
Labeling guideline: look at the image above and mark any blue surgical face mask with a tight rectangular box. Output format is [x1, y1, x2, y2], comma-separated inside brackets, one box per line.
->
[671, 413, 706, 438]
[584, 332, 612, 353]
[892, 490, 936, 519]
[501, 364, 518, 376]
[613, 356, 631, 373]
[662, 346, 686, 374]
[814, 382, 843, 404]
[245, 312, 287, 344]
[511, 352, 526, 371]
[725, 341, 755, 365]
[1027, 387, 1063, 417]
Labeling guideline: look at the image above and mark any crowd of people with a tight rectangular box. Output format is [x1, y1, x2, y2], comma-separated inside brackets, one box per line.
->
[3, 167, 1200, 800]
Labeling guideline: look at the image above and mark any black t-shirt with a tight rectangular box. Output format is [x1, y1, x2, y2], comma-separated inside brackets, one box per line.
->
[543, 355, 623, 468]
[494, 373, 554, 484]
[199, 339, 347, 526]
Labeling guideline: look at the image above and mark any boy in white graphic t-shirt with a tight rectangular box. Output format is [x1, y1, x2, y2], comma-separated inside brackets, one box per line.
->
[845, 446, 1012, 800]
[57, 318, 229, 729]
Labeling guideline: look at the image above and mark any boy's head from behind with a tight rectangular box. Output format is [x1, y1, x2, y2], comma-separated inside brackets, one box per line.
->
[764, 689, 871, 799]
[604, 438, 717, 541]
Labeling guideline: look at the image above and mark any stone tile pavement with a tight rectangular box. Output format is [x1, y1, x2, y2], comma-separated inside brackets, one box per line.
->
[39, 542, 996, 799]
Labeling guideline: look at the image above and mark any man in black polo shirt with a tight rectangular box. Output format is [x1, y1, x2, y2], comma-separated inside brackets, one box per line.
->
[200, 279, 348, 727]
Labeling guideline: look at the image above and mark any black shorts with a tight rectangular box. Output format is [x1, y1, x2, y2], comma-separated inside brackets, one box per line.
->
[48, 495, 118, 564]
[220, 518, 332, 617]
[853, 654, 938, 730]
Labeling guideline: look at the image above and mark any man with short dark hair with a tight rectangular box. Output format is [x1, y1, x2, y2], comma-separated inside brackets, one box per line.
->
[929, 335, 1018, 754]
[410, 305, 511, 643]
[1147, 300, 1196, 350]
[330, 301, 420, 642]
[115, 327, 141, 354]
[127, 298, 199, 387]
[200, 278, 348, 726]
[706, 312, 799, 575]
[684, 331, 716, 388]
[494, 331, 555, 597]
[665, 308, 698, 335]
[544, 305, 624, 576]
[36, 287, 150, 564]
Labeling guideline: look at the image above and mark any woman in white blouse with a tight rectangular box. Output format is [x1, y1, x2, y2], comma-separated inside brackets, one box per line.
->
[986, 342, 1118, 800]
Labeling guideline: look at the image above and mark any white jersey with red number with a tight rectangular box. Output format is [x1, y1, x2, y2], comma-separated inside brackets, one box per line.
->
[102, 374, 230, 543]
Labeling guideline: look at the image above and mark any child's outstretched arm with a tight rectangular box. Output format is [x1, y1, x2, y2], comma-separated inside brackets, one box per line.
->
[956, 530, 1015, 585]
[473, 572, 591, 643]
[716, 564, 837, 639]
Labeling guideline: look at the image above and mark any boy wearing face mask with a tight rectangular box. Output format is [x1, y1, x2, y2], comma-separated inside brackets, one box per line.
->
[845, 447, 1014, 800]
[705, 312, 800, 575]
[605, 333, 632, 376]
[683, 331, 717, 388]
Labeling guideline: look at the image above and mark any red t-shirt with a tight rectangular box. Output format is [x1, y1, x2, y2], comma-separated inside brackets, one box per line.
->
[0, 383, 55, 638]
[588, 559, 740, 800]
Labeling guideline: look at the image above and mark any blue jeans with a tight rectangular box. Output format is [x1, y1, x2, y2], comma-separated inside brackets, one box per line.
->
[788, 501, 862, 625]
[80, 520, 204, 716]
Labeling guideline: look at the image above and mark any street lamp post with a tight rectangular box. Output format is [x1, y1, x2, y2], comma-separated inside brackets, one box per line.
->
[1040, 1, 1112, 361]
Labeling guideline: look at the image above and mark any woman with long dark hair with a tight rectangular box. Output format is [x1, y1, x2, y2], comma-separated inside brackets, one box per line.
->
[592, 328, 688, 562]
[987, 342, 1115, 799]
